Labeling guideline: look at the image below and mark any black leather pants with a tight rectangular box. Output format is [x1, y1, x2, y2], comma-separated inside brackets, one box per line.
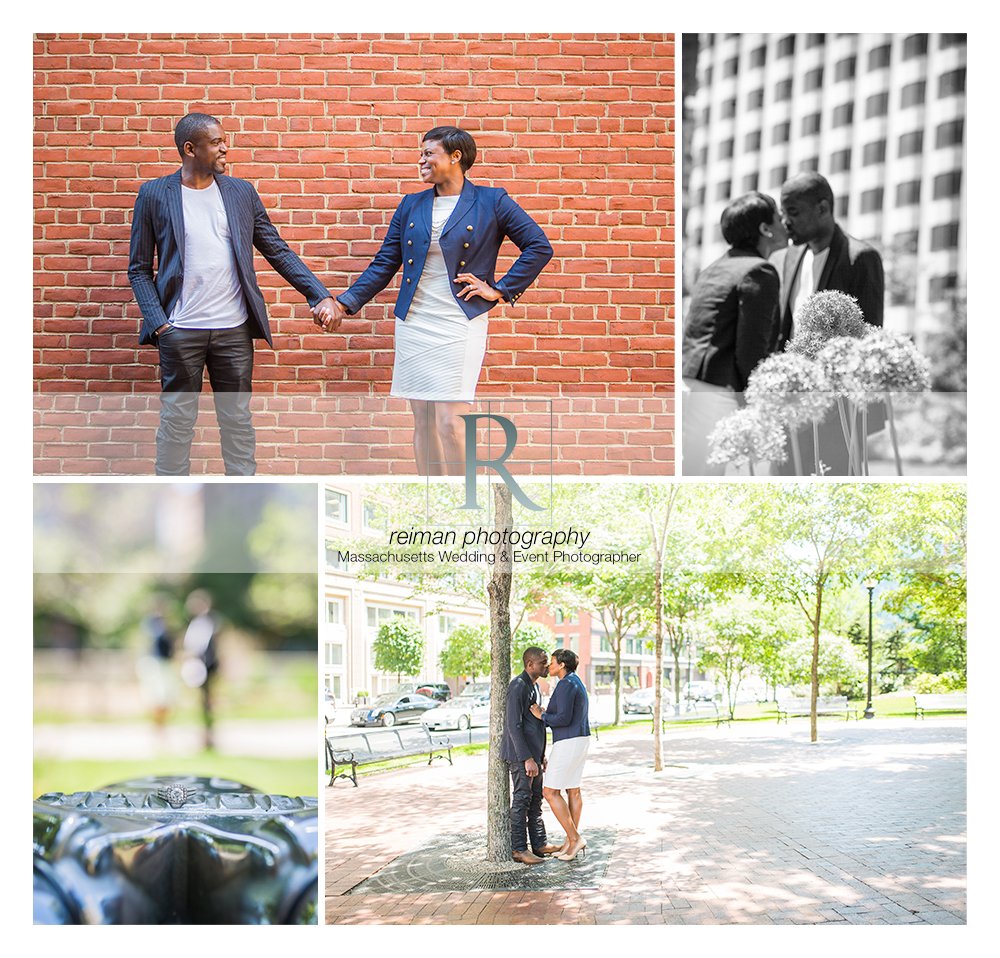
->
[156, 324, 256, 476]
[508, 761, 547, 853]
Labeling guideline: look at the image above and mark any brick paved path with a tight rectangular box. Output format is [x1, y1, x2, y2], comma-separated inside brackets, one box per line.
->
[325, 718, 966, 925]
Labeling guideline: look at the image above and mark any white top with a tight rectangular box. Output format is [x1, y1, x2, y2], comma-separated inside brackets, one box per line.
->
[407, 194, 468, 322]
[169, 181, 248, 329]
[790, 245, 831, 321]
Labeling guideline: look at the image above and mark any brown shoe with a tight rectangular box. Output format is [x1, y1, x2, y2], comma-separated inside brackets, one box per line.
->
[534, 844, 562, 856]
[512, 850, 544, 865]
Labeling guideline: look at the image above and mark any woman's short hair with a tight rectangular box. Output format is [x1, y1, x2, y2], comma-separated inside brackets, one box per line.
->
[423, 126, 477, 172]
[720, 191, 778, 250]
[552, 648, 579, 673]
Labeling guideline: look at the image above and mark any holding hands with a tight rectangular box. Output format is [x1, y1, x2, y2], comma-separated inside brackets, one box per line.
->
[454, 272, 502, 302]
[313, 296, 346, 332]
[529, 703, 543, 720]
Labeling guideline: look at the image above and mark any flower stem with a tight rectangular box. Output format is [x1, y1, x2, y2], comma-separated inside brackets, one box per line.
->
[812, 419, 822, 475]
[861, 404, 869, 476]
[789, 426, 803, 476]
[885, 394, 904, 476]
[836, 398, 856, 475]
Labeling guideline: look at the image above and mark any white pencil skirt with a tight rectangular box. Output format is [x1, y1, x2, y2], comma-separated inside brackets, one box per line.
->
[544, 735, 591, 790]
[390, 308, 489, 403]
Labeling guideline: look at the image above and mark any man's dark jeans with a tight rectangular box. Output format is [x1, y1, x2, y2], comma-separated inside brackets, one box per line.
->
[156, 324, 256, 476]
[508, 760, 547, 854]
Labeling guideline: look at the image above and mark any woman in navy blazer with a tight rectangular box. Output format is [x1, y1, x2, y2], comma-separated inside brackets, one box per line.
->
[681, 191, 788, 474]
[530, 648, 591, 862]
[324, 127, 553, 475]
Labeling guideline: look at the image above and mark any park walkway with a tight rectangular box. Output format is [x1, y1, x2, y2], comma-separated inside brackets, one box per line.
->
[325, 717, 966, 925]
[33, 718, 317, 759]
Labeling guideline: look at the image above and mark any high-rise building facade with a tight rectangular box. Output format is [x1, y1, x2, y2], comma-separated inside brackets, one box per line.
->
[684, 33, 966, 344]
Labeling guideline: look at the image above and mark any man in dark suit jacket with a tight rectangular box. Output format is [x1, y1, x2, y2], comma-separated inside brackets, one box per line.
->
[774, 172, 885, 473]
[128, 112, 338, 475]
[501, 647, 560, 864]
[776, 172, 884, 347]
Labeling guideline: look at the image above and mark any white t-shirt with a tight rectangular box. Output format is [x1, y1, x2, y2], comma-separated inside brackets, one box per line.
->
[790, 245, 831, 321]
[407, 194, 468, 322]
[169, 181, 248, 329]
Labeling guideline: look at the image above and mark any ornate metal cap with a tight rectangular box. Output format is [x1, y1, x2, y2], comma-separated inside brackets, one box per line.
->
[34, 775, 318, 925]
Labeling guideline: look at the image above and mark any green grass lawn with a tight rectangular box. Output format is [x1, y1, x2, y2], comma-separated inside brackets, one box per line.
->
[34, 754, 319, 800]
[323, 694, 966, 784]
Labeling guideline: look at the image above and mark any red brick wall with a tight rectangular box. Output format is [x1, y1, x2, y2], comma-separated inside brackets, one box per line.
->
[33, 34, 675, 474]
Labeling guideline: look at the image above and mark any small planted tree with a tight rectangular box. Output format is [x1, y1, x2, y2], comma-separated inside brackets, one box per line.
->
[440, 623, 490, 686]
[373, 615, 425, 685]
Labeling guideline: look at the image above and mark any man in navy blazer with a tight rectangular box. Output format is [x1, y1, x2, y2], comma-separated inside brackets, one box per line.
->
[128, 112, 338, 475]
[501, 647, 560, 864]
[773, 172, 885, 474]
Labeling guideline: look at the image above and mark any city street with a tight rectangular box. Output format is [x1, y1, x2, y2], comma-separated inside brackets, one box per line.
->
[325, 717, 966, 925]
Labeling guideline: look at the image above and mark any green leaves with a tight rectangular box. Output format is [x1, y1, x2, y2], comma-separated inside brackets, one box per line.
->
[373, 615, 425, 681]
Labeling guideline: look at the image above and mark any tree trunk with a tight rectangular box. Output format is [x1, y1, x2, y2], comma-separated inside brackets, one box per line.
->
[810, 583, 823, 743]
[613, 639, 622, 726]
[671, 635, 682, 714]
[652, 565, 664, 771]
[486, 484, 513, 862]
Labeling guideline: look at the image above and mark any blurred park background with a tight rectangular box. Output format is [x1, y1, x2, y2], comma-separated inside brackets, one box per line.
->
[34, 483, 319, 798]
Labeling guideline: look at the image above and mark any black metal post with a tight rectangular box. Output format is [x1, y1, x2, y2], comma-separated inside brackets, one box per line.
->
[864, 584, 875, 719]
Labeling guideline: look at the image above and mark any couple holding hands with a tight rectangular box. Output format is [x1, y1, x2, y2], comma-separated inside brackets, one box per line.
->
[129, 113, 553, 477]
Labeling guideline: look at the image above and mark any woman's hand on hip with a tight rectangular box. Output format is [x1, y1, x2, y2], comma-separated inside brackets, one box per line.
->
[454, 273, 502, 302]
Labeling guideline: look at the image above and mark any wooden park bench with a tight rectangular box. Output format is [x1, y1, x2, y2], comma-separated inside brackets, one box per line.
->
[325, 725, 454, 787]
[658, 698, 730, 731]
[776, 696, 857, 723]
[913, 692, 967, 719]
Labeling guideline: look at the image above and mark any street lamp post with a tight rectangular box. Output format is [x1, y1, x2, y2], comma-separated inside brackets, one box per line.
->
[864, 580, 876, 719]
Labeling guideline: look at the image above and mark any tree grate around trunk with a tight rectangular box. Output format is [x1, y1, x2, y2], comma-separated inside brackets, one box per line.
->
[347, 828, 617, 894]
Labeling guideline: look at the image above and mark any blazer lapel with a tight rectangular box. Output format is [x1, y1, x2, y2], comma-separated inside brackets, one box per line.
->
[165, 170, 185, 266]
[439, 177, 476, 240]
[214, 174, 244, 262]
[816, 225, 845, 292]
[782, 244, 804, 320]
[413, 187, 434, 240]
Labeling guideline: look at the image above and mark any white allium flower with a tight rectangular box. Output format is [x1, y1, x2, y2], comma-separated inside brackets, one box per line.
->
[856, 329, 932, 393]
[817, 337, 865, 402]
[707, 407, 787, 468]
[745, 352, 833, 427]
[788, 290, 868, 361]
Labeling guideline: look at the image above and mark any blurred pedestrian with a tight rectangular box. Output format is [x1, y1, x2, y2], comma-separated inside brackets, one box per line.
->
[181, 589, 221, 749]
[136, 598, 177, 732]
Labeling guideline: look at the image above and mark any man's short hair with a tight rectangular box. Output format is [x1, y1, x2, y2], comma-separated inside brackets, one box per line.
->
[783, 171, 835, 210]
[175, 113, 221, 157]
[522, 646, 546, 667]
[720, 191, 779, 250]
[423, 126, 477, 172]
[552, 648, 579, 673]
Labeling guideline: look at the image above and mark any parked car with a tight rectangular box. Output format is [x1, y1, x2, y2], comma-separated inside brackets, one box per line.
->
[623, 687, 658, 714]
[421, 693, 491, 731]
[683, 681, 718, 702]
[415, 683, 451, 702]
[324, 691, 336, 726]
[350, 692, 440, 727]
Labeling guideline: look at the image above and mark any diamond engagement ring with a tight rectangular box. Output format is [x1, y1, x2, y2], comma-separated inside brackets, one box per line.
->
[156, 784, 197, 808]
